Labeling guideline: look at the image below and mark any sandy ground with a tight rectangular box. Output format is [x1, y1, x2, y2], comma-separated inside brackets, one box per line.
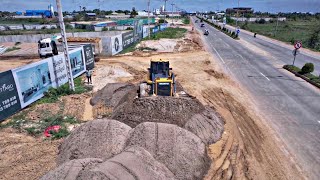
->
[0, 24, 304, 179]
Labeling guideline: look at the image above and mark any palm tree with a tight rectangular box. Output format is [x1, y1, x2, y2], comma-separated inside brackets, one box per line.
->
[82, 7, 86, 13]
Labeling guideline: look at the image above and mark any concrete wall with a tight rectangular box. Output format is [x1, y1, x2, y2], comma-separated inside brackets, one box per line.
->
[0, 31, 123, 43]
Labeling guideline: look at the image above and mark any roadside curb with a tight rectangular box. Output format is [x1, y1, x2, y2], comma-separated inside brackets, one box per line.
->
[283, 66, 320, 89]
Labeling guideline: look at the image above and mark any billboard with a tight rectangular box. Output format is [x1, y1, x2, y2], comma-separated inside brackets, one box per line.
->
[50, 54, 68, 87]
[0, 70, 21, 121]
[12, 59, 54, 108]
[111, 34, 123, 55]
[69, 48, 86, 78]
[83, 44, 95, 70]
[142, 26, 150, 38]
[160, 23, 168, 31]
[122, 31, 135, 49]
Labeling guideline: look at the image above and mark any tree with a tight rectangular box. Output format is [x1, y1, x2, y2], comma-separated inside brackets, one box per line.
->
[300, 63, 314, 74]
[308, 28, 320, 50]
[82, 7, 86, 12]
[130, 7, 138, 18]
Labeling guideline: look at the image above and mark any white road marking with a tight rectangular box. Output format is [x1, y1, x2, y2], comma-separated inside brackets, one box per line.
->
[212, 46, 225, 64]
[260, 72, 270, 81]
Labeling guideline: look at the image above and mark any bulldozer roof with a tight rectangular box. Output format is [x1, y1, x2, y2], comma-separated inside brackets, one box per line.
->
[150, 59, 169, 63]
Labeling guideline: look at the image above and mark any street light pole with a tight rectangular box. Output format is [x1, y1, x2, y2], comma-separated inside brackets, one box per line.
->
[171, 3, 175, 25]
[56, 0, 75, 91]
[147, 0, 151, 38]
[236, 0, 239, 28]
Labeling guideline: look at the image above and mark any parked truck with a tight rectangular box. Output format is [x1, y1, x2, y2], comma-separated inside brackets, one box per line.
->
[38, 36, 102, 58]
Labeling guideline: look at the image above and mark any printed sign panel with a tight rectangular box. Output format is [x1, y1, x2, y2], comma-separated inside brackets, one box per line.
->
[69, 48, 86, 78]
[83, 44, 95, 70]
[12, 59, 54, 108]
[142, 26, 149, 38]
[122, 31, 135, 49]
[160, 23, 168, 31]
[111, 34, 123, 55]
[50, 54, 68, 88]
[152, 26, 159, 33]
[0, 70, 21, 121]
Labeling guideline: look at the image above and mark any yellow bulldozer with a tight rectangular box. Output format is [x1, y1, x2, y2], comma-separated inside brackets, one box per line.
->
[139, 59, 176, 97]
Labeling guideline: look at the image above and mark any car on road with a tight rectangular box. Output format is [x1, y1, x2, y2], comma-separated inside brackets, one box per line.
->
[195, 20, 198, 23]
[201, 23, 205, 27]
[204, 30, 209, 35]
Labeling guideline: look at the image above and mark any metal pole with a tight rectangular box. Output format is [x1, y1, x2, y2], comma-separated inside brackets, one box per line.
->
[275, 12, 279, 36]
[171, 3, 175, 25]
[148, 0, 151, 38]
[293, 49, 297, 66]
[236, 0, 239, 28]
[56, 0, 75, 91]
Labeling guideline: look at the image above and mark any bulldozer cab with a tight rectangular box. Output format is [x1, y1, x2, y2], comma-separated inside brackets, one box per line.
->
[139, 59, 176, 97]
[148, 60, 171, 80]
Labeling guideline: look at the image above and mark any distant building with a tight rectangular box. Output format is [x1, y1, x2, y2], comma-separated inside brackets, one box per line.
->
[226, 7, 254, 14]
[85, 13, 97, 17]
[18, 4, 55, 18]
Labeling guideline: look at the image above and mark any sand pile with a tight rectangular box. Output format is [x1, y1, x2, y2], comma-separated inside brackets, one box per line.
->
[42, 83, 225, 180]
[45, 119, 209, 180]
[57, 119, 132, 165]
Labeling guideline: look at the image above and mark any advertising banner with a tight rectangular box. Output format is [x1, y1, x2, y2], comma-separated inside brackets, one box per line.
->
[69, 48, 86, 78]
[12, 59, 54, 108]
[83, 44, 95, 70]
[122, 31, 135, 49]
[0, 70, 21, 121]
[50, 54, 68, 88]
[111, 34, 123, 55]
[142, 26, 149, 38]
[160, 23, 168, 31]
[152, 26, 159, 33]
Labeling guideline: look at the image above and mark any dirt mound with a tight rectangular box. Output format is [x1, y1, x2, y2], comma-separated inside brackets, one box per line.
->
[91, 83, 136, 109]
[78, 146, 176, 180]
[126, 122, 210, 180]
[40, 158, 103, 180]
[57, 119, 131, 165]
[185, 106, 224, 144]
[112, 96, 205, 128]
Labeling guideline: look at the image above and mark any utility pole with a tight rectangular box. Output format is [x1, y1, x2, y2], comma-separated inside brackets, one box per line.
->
[147, 0, 151, 38]
[236, 0, 239, 28]
[56, 0, 75, 91]
[275, 12, 280, 37]
[171, 3, 175, 25]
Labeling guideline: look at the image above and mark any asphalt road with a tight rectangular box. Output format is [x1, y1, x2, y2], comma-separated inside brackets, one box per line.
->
[192, 17, 320, 179]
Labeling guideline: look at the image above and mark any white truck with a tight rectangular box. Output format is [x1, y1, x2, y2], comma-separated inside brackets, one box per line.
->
[38, 36, 100, 58]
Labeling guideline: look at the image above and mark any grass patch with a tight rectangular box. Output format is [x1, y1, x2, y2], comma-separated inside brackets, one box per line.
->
[36, 77, 89, 104]
[5, 46, 21, 52]
[120, 42, 139, 54]
[229, 19, 320, 51]
[144, 27, 187, 40]
[283, 64, 320, 87]
[0, 110, 80, 139]
[182, 18, 190, 24]
[283, 64, 301, 72]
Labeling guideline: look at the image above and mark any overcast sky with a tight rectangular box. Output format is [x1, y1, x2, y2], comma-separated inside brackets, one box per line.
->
[1, 0, 320, 13]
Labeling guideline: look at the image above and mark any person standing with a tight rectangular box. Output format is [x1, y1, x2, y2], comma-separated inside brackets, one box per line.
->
[86, 69, 93, 84]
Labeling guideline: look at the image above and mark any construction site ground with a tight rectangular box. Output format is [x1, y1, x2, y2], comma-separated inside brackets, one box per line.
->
[0, 25, 303, 180]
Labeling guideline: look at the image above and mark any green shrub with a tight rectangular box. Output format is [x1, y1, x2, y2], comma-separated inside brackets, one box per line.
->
[300, 63, 314, 74]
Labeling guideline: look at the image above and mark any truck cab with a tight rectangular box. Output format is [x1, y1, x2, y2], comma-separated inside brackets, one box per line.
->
[38, 37, 59, 58]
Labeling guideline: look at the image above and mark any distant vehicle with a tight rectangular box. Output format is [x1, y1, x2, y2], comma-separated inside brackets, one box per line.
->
[204, 30, 209, 35]
[38, 36, 96, 58]
[195, 20, 198, 23]
[201, 24, 205, 27]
